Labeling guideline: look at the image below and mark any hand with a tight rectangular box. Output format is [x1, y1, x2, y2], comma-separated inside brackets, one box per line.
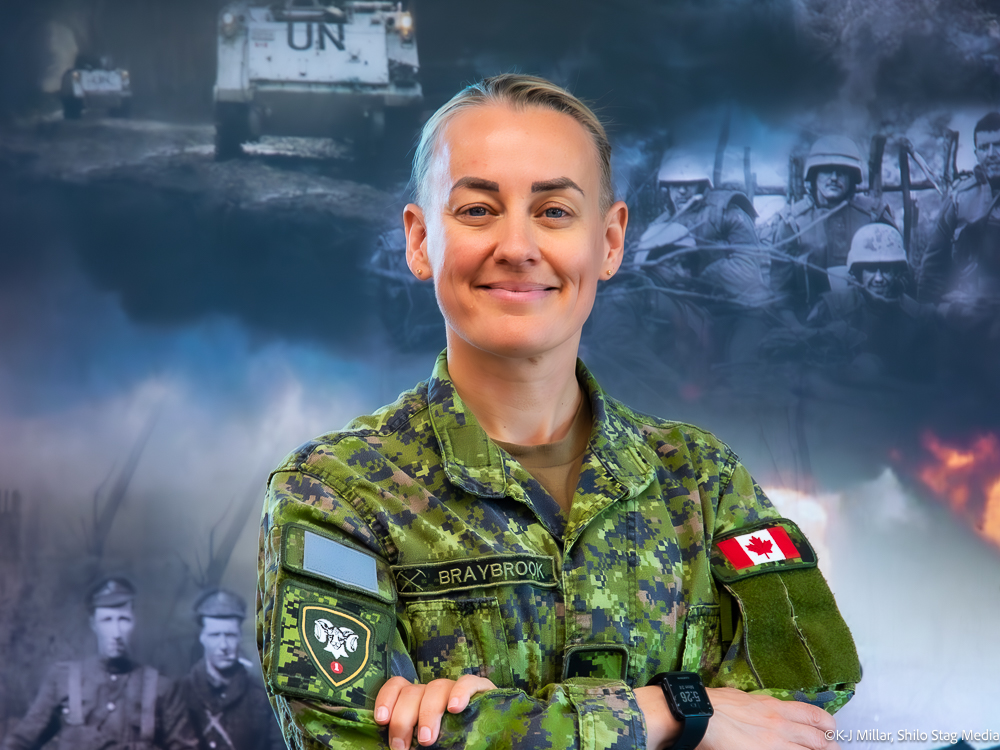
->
[700, 687, 839, 750]
[636, 686, 838, 750]
[374, 675, 496, 749]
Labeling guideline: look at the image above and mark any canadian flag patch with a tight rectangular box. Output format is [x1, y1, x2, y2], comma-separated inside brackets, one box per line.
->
[717, 526, 801, 570]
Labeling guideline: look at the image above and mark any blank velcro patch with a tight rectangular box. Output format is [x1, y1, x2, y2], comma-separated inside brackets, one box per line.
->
[280, 524, 395, 605]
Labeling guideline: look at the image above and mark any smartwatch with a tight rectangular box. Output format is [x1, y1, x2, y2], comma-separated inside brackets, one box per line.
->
[647, 672, 713, 750]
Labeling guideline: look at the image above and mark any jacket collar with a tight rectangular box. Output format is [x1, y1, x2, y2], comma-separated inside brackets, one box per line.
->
[190, 658, 248, 706]
[426, 351, 657, 502]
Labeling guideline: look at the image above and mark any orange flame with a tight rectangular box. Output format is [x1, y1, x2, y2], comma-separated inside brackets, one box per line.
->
[915, 431, 1000, 548]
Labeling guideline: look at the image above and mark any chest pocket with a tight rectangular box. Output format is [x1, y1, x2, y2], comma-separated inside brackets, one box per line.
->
[404, 597, 514, 688]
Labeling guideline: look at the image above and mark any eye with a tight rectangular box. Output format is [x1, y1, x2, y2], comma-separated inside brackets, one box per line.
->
[543, 206, 569, 219]
[465, 206, 488, 217]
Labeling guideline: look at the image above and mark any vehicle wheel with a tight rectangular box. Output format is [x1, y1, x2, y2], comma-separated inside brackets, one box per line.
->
[110, 99, 132, 118]
[367, 107, 386, 142]
[63, 98, 83, 120]
[215, 103, 250, 161]
[355, 107, 384, 153]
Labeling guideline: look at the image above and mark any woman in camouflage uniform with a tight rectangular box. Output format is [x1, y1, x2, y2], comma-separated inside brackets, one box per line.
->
[257, 75, 860, 750]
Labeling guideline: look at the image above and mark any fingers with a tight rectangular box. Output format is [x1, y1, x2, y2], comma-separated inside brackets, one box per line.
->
[373, 676, 411, 726]
[446, 675, 498, 713]
[386, 681, 425, 750]
[373, 675, 497, 749]
[416, 676, 497, 746]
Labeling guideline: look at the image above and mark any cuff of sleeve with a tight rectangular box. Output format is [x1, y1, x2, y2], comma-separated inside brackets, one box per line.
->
[748, 685, 857, 715]
[563, 679, 646, 750]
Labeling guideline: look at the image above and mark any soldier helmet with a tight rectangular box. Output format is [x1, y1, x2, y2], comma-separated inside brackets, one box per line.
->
[658, 149, 713, 189]
[87, 577, 136, 612]
[846, 224, 907, 271]
[804, 135, 864, 184]
[194, 589, 247, 621]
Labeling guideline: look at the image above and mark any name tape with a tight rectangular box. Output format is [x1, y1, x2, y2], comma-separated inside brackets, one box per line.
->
[392, 554, 557, 596]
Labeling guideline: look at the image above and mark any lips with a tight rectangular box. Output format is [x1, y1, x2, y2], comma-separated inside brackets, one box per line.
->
[478, 280, 557, 303]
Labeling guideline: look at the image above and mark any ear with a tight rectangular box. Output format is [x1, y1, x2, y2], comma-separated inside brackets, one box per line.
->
[601, 200, 629, 278]
[403, 203, 431, 280]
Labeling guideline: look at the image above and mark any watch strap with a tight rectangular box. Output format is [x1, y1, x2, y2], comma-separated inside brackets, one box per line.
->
[647, 671, 712, 750]
[670, 713, 709, 750]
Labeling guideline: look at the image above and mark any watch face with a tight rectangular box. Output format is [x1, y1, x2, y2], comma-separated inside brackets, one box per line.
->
[664, 672, 714, 718]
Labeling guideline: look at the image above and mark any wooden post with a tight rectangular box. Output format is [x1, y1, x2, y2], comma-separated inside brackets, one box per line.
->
[899, 139, 914, 253]
[869, 134, 886, 203]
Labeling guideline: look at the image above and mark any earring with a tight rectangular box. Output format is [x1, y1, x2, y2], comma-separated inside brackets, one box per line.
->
[607, 269, 613, 276]
[416, 268, 423, 276]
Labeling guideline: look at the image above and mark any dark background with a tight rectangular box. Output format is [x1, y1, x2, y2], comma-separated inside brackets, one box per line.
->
[1, 0, 999, 746]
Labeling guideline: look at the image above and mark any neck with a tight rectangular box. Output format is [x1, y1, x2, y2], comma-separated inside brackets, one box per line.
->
[99, 654, 132, 672]
[204, 659, 238, 687]
[445, 332, 584, 446]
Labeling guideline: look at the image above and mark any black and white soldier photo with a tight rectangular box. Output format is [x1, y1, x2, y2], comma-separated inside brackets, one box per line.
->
[2, 1, 1000, 748]
[1, 579, 192, 750]
[180, 590, 284, 750]
[764, 135, 896, 322]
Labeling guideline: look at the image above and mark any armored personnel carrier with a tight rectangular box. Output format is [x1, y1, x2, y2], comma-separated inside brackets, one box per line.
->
[213, 0, 422, 158]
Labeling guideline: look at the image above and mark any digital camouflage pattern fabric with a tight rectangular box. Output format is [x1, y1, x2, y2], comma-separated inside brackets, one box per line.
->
[256, 352, 861, 750]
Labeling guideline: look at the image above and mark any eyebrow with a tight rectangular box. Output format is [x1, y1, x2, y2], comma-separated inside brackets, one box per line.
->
[451, 176, 499, 193]
[531, 177, 585, 196]
[449, 176, 585, 196]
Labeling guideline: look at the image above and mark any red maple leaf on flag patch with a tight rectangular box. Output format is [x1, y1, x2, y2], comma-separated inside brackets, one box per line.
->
[746, 535, 773, 558]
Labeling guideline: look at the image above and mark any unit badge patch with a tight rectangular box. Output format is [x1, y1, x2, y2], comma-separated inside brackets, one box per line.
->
[301, 605, 372, 687]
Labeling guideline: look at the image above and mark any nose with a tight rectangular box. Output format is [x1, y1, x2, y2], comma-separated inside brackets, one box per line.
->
[492, 213, 540, 267]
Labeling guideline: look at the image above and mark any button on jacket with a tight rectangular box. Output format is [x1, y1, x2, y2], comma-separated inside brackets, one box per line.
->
[257, 352, 860, 750]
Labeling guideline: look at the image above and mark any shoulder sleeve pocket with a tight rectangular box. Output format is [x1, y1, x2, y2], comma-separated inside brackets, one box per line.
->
[268, 524, 397, 709]
[710, 518, 861, 691]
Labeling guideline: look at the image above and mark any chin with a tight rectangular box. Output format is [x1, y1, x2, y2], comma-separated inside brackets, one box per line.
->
[457, 317, 582, 359]
[470, 331, 570, 360]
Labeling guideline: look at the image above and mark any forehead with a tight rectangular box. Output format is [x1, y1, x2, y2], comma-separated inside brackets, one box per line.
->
[435, 104, 599, 186]
[93, 604, 132, 619]
[977, 129, 1000, 145]
[202, 616, 241, 633]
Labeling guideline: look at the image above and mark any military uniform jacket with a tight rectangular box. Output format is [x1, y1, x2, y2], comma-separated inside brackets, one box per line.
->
[641, 190, 770, 309]
[806, 287, 938, 379]
[180, 660, 284, 750]
[917, 166, 1000, 302]
[257, 353, 860, 750]
[2, 657, 192, 750]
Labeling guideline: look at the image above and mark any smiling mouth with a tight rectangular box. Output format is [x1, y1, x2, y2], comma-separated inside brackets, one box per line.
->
[479, 282, 558, 302]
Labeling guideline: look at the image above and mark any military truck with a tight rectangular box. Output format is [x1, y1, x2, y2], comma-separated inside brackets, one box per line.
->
[60, 55, 132, 120]
[213, 0, 422, 159]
